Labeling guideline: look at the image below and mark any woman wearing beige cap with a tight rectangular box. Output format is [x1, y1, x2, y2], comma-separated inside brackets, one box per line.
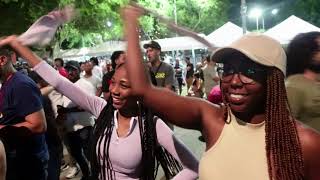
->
[122, 6, 320, 180]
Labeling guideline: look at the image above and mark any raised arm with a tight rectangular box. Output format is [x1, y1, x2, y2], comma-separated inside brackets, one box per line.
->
[156, 119, 198, 179]
[0, 36, 106, 117]
[34, 62, 107, 117]
[123, 6, 212, 130]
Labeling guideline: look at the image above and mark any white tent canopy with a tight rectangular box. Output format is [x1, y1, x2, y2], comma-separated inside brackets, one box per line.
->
[58, 41, 126, 59]
[59, 49, 80, 58]
[58, 22, 247, 58]
[59, 36, 207, 59]
[206, 22, 244, 47]
[88, 41, 126, 55]
[140, 35, 207, 51]
[264, 15, 320, 44]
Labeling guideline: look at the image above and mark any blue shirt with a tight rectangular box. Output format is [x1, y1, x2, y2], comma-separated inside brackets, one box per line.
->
[0, 72, 48, 159]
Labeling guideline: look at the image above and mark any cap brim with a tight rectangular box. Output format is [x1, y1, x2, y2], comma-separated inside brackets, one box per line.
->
[211, 47, 272, 68]
[211, 48, 237, 63]
[143, 44, 151, 49]
[143, 44, 160, 50]
[65, 65, 78, 70]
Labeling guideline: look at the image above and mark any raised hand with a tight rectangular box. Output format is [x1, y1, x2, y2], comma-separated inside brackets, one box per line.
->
[121, 5, 145, 23]
[0, 35, 19, 48]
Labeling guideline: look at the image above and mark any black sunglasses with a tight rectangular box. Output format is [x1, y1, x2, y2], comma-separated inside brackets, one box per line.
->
[217, 63, 267, 84]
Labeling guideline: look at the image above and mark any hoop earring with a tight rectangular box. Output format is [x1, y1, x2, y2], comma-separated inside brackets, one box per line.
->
[224, 105, 231, 124]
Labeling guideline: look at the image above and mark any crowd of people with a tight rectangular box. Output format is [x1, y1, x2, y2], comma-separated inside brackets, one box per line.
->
[0, 4, 319, 180]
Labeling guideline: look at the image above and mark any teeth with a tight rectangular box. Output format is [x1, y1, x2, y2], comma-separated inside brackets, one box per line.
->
[113, 97, 121, 102]
[230, 94, 244, 99]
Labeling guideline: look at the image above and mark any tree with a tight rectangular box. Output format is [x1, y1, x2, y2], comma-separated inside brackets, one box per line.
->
[291, 0, 320, 26]
[173, 0, 229, 35]
[0, 0, 229, 49]
[0, 0, 59, 37]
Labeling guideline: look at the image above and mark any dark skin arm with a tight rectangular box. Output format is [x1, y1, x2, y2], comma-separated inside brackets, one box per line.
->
[0, 141, 5, 180]
[123, 7, 226, 150]
[123, 6, 215, 130]
[297, 123, 320, 179]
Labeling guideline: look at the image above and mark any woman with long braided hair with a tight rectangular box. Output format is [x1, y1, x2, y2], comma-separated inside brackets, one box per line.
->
[0, 37, 199, 180]
[122, 6, 320, 180]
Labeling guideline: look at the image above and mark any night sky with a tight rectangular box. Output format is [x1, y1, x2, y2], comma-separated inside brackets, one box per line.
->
[227, 0, 294, 30]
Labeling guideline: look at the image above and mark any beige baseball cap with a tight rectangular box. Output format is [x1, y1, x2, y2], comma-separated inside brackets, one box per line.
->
[211, 33, 287, 75]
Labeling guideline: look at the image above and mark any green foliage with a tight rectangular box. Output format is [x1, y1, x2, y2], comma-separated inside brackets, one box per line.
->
[174, 0, 229, 34]
[292, 0, 320, 26]
[277, 0, 320, 28]
[136, 0, 229, 39]
[0, 0, 59, 36]
[0, 0, 18, 3]
[0, 0, 229, 49]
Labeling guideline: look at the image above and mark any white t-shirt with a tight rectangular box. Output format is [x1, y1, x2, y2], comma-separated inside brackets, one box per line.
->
[92, 65, 103, 79]
[48, 90, 64, 118]
[82, 74, 102, 93]
[63, 78, 96, 132]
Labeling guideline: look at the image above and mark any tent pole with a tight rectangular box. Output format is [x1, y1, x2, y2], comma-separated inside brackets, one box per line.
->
[192, 48, 196, 66]
[241, 0, 247, 34]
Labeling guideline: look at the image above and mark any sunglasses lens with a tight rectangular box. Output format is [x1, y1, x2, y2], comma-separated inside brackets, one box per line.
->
[218, 64, 264, 84]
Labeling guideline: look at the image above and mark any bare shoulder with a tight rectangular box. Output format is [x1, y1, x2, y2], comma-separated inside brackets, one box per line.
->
[199, 100, 225, 125]
[200, 102, 225, 148]
[296, 122, 320, 179]
[0, 140, 5, 180]
[296, 122, 320, 150]
[0, 140, 4, 157]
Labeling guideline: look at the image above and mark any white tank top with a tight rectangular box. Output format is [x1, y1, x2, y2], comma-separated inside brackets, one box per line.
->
[199, 112, 269, 180]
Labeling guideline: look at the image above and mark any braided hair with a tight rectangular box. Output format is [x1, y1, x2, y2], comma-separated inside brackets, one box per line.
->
[137, 103, 183, 180]
[90, 65, 182, 180]
[265, 68, 304, 180]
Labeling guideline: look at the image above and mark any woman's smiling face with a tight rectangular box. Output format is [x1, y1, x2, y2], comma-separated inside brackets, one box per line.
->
[109, 65, 136, 110]
[219, 52, 268, 113]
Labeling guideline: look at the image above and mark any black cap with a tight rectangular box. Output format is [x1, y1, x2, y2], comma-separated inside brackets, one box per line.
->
[65, 60, 81, 72]
[143, 40, 161, 51]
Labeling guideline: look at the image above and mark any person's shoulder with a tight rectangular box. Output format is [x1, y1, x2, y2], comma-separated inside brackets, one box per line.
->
[296, 122, 320, 158]
[297, 122, 320, 141]
[12, 72, 38, 89]
[76, 78, 95, 92]
[202, 100, 224, 114]
[286, 74, 306, 86]
[91, 74, 101, 81]
[200, 102, 226, 145]
[13, 72, 32, 83]
[154, 117, 168, 127]
[162, 62, 173, 68]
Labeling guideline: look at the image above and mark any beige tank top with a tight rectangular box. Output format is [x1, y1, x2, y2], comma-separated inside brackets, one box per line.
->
[199, 113, 269, 180]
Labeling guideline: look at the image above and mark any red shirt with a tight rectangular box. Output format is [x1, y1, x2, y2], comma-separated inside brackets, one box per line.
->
[58, 67, 68, 78]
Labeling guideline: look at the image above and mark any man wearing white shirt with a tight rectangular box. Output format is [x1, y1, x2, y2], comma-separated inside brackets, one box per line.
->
[90, 57, 103, 79]
[61, 61, 95, 180]
[82, 61, 102, 96]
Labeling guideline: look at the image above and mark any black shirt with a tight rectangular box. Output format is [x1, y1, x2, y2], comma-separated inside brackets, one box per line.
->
[186, 63, 194, 78]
